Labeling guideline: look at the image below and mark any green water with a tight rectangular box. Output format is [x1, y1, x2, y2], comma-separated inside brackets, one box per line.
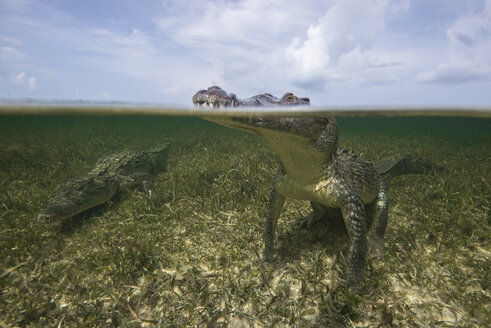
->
[0, 113, 490, 327]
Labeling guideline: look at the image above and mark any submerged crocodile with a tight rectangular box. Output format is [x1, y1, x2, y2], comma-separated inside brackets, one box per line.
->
[193, 86, 436, 289]
[38, 144, 169, 221]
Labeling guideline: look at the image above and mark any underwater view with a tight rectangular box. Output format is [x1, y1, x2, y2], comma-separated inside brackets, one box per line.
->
[0, 111, 490, 327]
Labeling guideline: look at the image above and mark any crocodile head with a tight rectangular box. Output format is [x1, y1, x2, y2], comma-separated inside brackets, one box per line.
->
[192, 86, 310, 107]
[194, 86, 336, 183]
[192, 86, 238, 108]
[192, 86, 322, 139]
[278, 92, 310, 106]
[38, 176, 119, 221]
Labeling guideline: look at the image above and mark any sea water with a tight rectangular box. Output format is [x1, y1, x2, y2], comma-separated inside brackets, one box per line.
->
[0, 104, 489, 327]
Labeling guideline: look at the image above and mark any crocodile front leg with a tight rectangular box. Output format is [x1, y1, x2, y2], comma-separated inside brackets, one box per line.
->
[263, 172, 286, 261]
[338, 191, 368, 288]
[119, 172, 156, 197]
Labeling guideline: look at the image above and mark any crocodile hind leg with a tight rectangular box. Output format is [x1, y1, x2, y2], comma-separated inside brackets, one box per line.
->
[298, 201, 343, 228]
[368, 184, 388, 259]
[263, 173, 286, 261]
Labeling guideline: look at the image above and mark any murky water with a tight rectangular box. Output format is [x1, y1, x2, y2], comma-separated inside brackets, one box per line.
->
[0, 107, 489, 327]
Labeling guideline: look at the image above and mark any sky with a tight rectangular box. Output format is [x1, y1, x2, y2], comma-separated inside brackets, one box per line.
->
[0, 0, 490, 106]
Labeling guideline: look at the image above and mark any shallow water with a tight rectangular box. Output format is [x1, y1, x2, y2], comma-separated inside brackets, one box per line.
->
[0, 109, 490, 327]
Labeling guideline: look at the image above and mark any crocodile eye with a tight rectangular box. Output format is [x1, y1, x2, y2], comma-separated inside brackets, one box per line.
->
[287, 93, 293, 100]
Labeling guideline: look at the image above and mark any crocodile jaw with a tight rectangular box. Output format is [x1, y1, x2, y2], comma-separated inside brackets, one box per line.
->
[39, 176, 118, 221]
[205, 116, 333, 184]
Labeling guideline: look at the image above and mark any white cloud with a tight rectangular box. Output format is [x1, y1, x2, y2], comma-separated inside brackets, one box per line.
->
[80, 27, 225, 102]
[154, 0, 415, 95]
[0, 36, 22, 45]
[13, 71, 26, 85]
[87, 28, 158, 79]
[159, 0, 327, 43]
[388, 0, 410, 15]
[154, 0, 335, 95]
[11, 71, 36, 90]
[172, 1, 289, 44]
[0, 0, 489, 105]
[417, 0, 491, 84]
[28, 76, 36, 89]
[0, 46, 26, 61]
[285, 0, 391, 89]
[0, 0, 34, 12]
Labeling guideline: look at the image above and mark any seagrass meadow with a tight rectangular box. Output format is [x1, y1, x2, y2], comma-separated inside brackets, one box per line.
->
[0, 114, 489, 327]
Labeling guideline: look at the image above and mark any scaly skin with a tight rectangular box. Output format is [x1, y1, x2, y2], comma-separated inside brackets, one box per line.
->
[192, 86, 436, 289]
[193, 86, 310, 107]
[38, 144, 170, 220]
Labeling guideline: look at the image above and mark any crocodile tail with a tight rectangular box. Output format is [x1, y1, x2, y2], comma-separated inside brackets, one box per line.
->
[375, 156, 441, 185]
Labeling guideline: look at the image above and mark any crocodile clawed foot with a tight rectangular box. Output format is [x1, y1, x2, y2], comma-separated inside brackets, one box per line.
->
[368, 236, 386, 262]
[143, 188, 153, 199]
[348, 284, 362, 294]
[346, 276, 363, 294]
[261, 251, 279, 263]
[296, 213, 323, 229]
[37, 213, 50, 221]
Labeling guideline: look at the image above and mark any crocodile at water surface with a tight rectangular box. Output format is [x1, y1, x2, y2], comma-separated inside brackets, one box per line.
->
[193, 85, 311, 107]
[193, 86, 437, 289]
[38, 144, 169, 221]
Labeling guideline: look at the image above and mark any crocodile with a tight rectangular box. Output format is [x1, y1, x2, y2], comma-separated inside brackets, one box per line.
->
[38, 144, 170, 221]
[193, 86, 436, 289]
[193, 85, 310, 107]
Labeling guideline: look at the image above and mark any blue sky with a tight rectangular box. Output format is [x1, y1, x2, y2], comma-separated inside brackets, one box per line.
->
[1, 0, 490, 106]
